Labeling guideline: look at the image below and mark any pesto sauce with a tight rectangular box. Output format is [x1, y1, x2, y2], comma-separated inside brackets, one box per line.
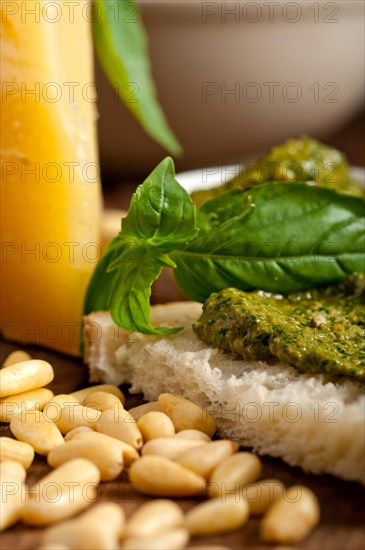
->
[191, 136, 363, 207]
[193, 274, 365, 382]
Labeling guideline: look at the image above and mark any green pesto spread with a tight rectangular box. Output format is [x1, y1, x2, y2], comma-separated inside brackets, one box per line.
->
[193, 274, 365, 382]
[192, 136, 363, 207]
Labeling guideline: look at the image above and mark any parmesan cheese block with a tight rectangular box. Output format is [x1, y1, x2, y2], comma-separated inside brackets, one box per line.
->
[0, 1, 102, 354]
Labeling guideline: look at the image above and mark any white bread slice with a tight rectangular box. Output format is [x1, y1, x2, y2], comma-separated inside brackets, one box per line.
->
[84, 303, 365, 485]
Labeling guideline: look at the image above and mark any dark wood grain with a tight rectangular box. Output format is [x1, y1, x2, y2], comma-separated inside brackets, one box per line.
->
[1, 339, 364, 550]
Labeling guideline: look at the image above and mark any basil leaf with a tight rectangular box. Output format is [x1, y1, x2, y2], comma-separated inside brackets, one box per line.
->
[83, 238, 120, 314]
[108, 246, 180, 335]
[121, 157, 198, 250]
[171, 182, 365, 301]
[93, 0, 181, 155]
[84, 157, 198, 334]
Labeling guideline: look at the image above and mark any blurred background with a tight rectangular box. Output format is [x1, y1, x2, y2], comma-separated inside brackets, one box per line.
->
[96, 0, 365, 191]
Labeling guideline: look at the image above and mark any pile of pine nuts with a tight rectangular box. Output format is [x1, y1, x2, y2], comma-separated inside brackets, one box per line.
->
[0, 352, 320, 548]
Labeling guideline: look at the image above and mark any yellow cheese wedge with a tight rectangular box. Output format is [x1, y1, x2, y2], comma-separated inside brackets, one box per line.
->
[0, 1, 102, 355]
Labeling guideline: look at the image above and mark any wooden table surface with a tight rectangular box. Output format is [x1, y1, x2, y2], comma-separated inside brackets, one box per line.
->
[1, 339, 365, 550]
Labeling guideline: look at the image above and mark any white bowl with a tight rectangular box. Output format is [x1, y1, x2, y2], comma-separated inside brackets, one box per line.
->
[96, 0, 365, 174]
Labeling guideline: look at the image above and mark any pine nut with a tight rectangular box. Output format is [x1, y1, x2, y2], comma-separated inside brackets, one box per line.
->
[96, 407, 143, 450]
[64, 426, 94, 441]
[0, 388, 54, 422]
[159, 394, 216, 437]
[0, 437, 35, 469]
[260, 485, 320, 543]
[129, 455, 206, 497]
[10, 410, 64, 456]
[137, 412, 175, 441]
[48, 434, 124, 481]
[208, 452, 262, 498]
[22, 458, 100, 526]
[244, 479, 285, 516]
[174, 429, 211, 442]
[128, 401, 160, 421]
[142, 438, 205, 461]
[0, 360, 54, 398]
[185, 496, 250, 536]
[2, 350, 32, 368]
[122, 528, 189, 550]
[83, 391, 123, 412]
[43, 395, 79, 423]
[0, 460, 26, 532]
[56, 404, 101, 434]
[71, 384, 125, 406]
[64, 430, 139, 466]
[125, 499, 184, 539]
[175, 440, 239, 479]
[0, 459, 26, 482]
[40, 502, 125, 549]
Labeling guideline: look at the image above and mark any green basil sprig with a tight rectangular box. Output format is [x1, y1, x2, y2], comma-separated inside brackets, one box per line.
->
[93, 0, 181, 155]
[84, 158, 365, 334]
[84, 157, 198, 334]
